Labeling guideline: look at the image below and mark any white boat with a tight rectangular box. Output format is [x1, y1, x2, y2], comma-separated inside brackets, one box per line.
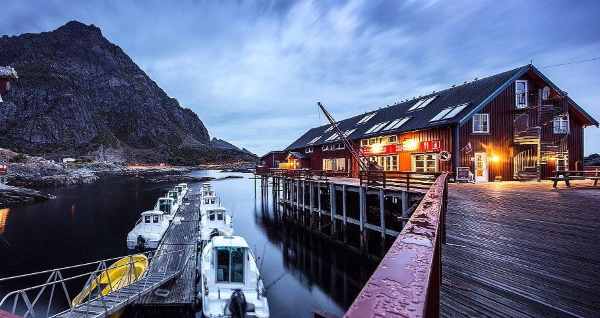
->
[154, 197, 179, 219]
[199, 206, 234, 245]
[168, 190, 183, 206]
[175, 183, 189, 199]
[200, 182, 217, 199]
[200, 194, 219, 217]
[199, 236, 270, 318]
[126, 210, 170, 250]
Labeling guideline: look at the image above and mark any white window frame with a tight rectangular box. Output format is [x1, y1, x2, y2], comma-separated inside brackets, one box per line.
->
[430, 103, 469, 122]
[365, 121, 390, 134]
[322, 158, 333, 171]
[472, 113, 490, 133]
[388, 135, 398, 144]
[516, 80, 528, 108]
[360, 139, 369, 147]
[383, 117, 410, 131]
[305, 147, 313, 153]
[553, 115, 569, 134]
[412, 153, 438, 172]
[335, 143, 345, 150]
[408, 95, 437, 111]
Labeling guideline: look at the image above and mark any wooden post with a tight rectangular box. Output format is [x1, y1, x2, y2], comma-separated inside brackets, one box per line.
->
[379, 188, 386, 255]
[309, 181, 314, 229]
[342, 184, 347, 243]
[317, 182, 322, 232]
[359, 186, 367, 253]
[329, 183, 337, 237]
[296, 180, 300, 216]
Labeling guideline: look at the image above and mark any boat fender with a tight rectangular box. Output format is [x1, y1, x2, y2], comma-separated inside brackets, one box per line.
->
[229, 289, 247, 318]
[136, 235, 146, 251]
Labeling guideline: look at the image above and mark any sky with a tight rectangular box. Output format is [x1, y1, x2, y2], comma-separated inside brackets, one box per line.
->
[1, 0, 599, 156]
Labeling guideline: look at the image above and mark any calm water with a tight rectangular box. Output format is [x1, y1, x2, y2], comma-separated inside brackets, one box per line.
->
[0, 170, 376, 317]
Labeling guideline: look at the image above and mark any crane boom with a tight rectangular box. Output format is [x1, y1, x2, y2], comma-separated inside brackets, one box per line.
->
[317, 102, 368, 171]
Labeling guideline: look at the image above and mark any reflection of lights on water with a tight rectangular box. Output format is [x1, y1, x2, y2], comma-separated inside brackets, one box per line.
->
[70, 204, 76, 217]
[0, 208, 9, 234]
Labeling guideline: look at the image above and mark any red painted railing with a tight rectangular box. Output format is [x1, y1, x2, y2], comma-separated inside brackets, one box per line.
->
[344, 173, 449, 318]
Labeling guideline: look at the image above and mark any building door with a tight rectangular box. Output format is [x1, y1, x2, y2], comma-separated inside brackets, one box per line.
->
[474, 152, 488, 182]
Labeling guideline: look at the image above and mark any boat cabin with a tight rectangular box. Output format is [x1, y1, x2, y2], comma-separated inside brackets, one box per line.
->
[155, 197, 176, 215]
[202, 195, 218, 206]
[207, 207, 227, 222]
[212, 236, 249, 284]
[139, 211, 166, 232]
[178, 183, 189, 192]
[174, 185, 185, 196]
[167, 190, 181, 205]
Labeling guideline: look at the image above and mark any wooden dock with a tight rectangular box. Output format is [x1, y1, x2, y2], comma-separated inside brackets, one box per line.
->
[133, 191, 199, 315]
[441, 181, 600, 317]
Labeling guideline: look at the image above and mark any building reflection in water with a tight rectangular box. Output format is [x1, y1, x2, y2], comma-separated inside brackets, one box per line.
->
[254, 188, 376, 310]
[0, 208, 9, 235]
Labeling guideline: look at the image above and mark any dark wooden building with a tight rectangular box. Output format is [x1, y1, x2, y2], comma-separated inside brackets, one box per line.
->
[274, 65, 598, 182]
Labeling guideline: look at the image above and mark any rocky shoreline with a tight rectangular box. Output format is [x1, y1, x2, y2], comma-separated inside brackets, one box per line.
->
[0, 184, 54, 207]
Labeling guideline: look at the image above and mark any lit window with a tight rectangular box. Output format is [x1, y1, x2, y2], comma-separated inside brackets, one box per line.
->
[553, 115, 569, 134]
[408, 95, 438, 111]
[412, 153, 438, 172]
[365, 121, 390, 134]
[357, 112, 377, 124]
[472, 114, 489, 133]
[516, 80, 528, 108]
[430, 103, 469, 122]
[383, 117, 410, 131]
[305, 147, 314, 153]
[308, 136, 321, 145]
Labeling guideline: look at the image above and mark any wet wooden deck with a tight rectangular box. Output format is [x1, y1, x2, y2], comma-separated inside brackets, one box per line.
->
[441, 181, 600, 317]
[135, 191, 199, 309]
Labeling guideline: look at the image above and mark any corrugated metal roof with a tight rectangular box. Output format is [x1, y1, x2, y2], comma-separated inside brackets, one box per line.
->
[286, 65, 528, 150]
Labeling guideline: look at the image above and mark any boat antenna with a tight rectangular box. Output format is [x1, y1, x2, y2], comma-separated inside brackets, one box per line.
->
[317, 102, 368, 171]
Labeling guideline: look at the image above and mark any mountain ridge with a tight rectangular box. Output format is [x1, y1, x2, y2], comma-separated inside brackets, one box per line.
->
[0, 21, 254, 164]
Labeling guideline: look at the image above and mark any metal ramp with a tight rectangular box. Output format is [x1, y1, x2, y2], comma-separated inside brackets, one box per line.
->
[54, 271, 179, 318]
[0, 248, 189, 318]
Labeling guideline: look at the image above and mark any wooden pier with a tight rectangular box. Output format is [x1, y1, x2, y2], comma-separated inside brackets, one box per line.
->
[259, 170, 441, 257]
[132, 191, 200, 316]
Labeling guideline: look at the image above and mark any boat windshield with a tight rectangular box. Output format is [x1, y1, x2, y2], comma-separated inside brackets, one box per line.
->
[159, 201, 170, 212]
[216, 247, 245, 283]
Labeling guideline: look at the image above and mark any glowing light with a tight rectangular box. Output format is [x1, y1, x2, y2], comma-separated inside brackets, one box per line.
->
[371, 144, 384, 154]
[0, 208, 9, 235]
[491, 155, 500, 163]
[403, 139, 419, 151]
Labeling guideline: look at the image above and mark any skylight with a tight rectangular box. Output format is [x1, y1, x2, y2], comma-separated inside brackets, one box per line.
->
[430, 103, 470, 122]
[324, 129, 356, 142]
[408, 95, 438, 111]
[357, 112, 377, 124]
[324, 126, 334, 133]
[364, 121, 390, 134]
[383, 117, 411, 131]
[307, 136, 322, 144]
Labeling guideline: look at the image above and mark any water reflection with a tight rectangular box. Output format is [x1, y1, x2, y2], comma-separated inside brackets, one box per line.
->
[0, 208, 8, 234]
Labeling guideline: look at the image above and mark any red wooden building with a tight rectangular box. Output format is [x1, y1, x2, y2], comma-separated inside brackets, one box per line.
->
[270, 65, 598, 182]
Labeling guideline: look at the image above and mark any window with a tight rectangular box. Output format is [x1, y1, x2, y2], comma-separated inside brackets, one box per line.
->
[383, 117, 411, 131]
[388, 135, 398, 144]
[322, 144, 332, 151]
[308, 136, 321, 144]
[472, 114, 489, 133]
[542, 86, 551, 100]
[412, 153, 438, 172]
[153, 215, 159, 223]
[216, 247, 245, 283]
[324, 126, 334, 133]
[323, 158, 346, 171]
[323, 158, 332, 171]
[553, 115, 569, 134]
[145, 216, 151, 223]
[516, 80, 528, 108]
[361, 139, 369, 147]
[325, 129, 356, 142]
[408, 95, 438, 111]
[365, 121, 390, 134]
[357, 112, 377, 124]
[369, 138, 377, 145]
[335, 143, 345, 150]
[430, 103, 469, 122]
[305, 147, 313, 153]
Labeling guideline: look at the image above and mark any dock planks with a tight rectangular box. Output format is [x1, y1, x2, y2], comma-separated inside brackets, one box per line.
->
[135, 192, 199, 309]
[441, 181, 600, 317]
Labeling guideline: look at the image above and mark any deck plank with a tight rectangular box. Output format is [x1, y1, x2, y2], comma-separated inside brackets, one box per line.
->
[441, 181, 600, 317]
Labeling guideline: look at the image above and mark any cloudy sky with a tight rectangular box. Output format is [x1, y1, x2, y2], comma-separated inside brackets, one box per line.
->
[2, 0, 599, 156]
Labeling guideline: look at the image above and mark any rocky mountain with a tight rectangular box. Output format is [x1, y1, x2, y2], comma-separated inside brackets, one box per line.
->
[0, 21, 253, 164]
[211, 137, 256, 156]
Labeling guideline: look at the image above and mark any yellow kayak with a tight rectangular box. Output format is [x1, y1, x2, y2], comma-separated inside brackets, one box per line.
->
[71, 254, 149, 308]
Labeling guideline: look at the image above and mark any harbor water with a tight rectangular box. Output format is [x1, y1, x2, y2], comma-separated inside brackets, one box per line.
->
[0, 170, 376, 317]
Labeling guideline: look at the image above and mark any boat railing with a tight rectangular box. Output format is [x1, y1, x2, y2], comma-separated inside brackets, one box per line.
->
[0, 247, 187, 317]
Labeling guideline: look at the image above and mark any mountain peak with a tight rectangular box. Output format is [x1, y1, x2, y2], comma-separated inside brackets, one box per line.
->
[56, 20, 102, 36]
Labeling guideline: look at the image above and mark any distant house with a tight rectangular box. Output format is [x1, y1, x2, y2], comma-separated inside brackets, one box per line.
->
[259, 151, 287, 169]
[270, 65, 598, 182]
[62, 158, 76, 164]
[0, 66, 18, 103]
[0, 160, 7, 184]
